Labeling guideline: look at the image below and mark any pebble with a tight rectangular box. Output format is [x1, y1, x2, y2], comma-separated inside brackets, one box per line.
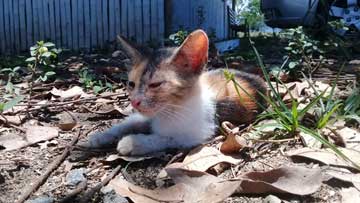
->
[25, 196, 54, 203]
[101, 187, 129, 203]
[65, 168, 86, 186]
[263, 195, 282, 203]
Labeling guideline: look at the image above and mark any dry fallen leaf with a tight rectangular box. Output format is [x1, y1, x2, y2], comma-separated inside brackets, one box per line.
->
[158, 146, 242, 178]
[51, 86, 89, 99]
[220, 121, 249, 154]
[0, 126, 58, 151]
[0, 115, 25, 125]
[326, 168, 360, 190]
[287, 147, 360, 171]
[108, 166, 322, 203]
[340, 187, 360, 203]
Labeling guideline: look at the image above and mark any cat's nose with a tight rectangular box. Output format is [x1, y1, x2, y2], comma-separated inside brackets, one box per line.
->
[131, 99, 141, 108]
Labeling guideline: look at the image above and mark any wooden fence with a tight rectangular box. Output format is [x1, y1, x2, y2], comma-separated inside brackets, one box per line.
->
[0, 0, 165, 54]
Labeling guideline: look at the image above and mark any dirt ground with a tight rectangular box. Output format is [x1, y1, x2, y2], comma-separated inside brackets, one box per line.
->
[0, 44, 359, 203]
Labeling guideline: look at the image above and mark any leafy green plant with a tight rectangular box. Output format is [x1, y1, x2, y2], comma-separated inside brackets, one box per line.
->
[237, 0, 263, 29]
[0, 66, 21, 94]
[78, 68, 113, 94]
[26, 41, 61, 83]
[169, 30, 189, 46]
[224, 38, 360, 169]
[0, 95, 24, 122]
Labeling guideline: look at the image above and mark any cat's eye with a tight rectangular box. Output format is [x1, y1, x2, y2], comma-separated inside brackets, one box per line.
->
[148, 81, 163, 89]
[127, 81, 135, 89]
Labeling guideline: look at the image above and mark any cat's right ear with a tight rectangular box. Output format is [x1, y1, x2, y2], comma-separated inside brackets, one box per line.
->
[117, 35, 142, 63]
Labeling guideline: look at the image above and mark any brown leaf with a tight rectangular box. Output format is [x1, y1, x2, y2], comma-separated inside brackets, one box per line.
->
[340, 187, 360, 203]
[220, 121, 249, 154]
[107, 166, 322, 203]
[51, 86, 90, 99]
[287, 147, 360, 171]
[0, 126, 58, 151]
[326, 168, 360, 190]
[0, 115, 25, 125]
[158, 146, 242, 178]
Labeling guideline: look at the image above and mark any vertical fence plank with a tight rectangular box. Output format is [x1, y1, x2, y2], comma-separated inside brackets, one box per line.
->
[43, 0, 51, 40]
[33, 0, 41, 42]
[90, 0, 97, 48]
[13, 0, 21, 51]
[157, 0, 164, 44]
[102, 0, 109, 43]
[0, 0, 5, 53]
[96, 0, 103, 47]
[37, 0, 45, 40]
[71, 0, 78, 49]
[3, 0, 10, 52]
[150, 0, 157, 41]
[142, 0, 150, 43]
[128, 0, 135, 40]
[8, 0, 14, 50]
[134, 0, 142, 43]
[19, 0, 27, 50]
[65, 0, 72, 48]
[25, 0, 33, 48]
[114, 0, 121, 36]
[84, 0, 91, 50]
[109, 0, 115, 40]
[48, 0, 56, 44]
[54, 0, 62, 47]
[78, 0, 85, 49]
[121, 0, 128, 38]
[60, 0, 67, 47]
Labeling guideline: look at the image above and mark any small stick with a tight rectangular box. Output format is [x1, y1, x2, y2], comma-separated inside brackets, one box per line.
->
[79, 165, 122, 203]
[249, 137, 299, 143]
[58, 180, 88, 203]
[15, 126, 97, 203]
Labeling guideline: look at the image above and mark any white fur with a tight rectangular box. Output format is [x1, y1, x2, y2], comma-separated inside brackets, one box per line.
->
[87, 82, 217, 155]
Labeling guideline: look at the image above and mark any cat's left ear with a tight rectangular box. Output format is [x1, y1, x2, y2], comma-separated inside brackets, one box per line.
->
[117, 35, 142, 63]
[170, 29, 209, 74]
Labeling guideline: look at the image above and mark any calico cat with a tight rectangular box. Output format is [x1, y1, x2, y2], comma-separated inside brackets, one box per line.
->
[83, 30, 267, 156]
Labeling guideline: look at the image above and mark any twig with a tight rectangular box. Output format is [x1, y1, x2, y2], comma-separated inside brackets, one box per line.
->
[58, 180, 88, 203]
[249, 137, 299, 143]
[79, 165, 122, 203]
[14, 125, 98, 203]
[14, 129, 82, 203]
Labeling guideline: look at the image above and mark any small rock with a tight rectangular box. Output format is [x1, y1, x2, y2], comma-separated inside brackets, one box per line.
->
[112, 50, 126, 59]
[25, 196, 54, 203]
[101, 187, 129, 203]
[263, 195, 282, 203]
[66, 168, 86, 186]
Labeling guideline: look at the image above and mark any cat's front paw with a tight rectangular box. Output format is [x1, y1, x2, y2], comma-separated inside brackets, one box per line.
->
[116, 136, 136, 155]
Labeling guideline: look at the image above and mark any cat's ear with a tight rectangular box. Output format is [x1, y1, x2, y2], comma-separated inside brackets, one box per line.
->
[117, 35, 142, 63]
[170, 29, 209, 74]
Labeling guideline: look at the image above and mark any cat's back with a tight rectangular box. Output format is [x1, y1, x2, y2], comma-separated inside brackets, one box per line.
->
[200, 68, 267, 124]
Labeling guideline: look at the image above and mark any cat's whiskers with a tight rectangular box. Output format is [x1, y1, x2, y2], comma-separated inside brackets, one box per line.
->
[158, 106, 187, 124]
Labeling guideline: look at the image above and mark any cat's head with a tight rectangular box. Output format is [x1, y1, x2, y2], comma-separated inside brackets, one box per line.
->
[118, 30, 209, 117]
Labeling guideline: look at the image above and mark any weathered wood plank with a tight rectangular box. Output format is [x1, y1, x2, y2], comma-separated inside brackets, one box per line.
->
[157, 0, 164, 44]
[37, 0, 45, 40]
[150, 0, 158, 40]
[65, 0, 72, 48]
[134, 0, 142, 43]
[19, 0, 27, 50]
[71, 0, 79, 49]
[0, 0, 5, 53]
[54, 0, 62, 47]
[128, 0, 135, 40]
[60, 0, 68, 47]
[48, 0, 56, 45]
[114, 0, 121, 36]
[13, 0, 21, 51]
[3, 0, 10, 51]
[78, 0, 85, 49]
[121, 0, 128, 37]
[84, 0, 91, 49]
[43, 0, 51, 40]
[102, 0, 109, 43]
[109, 0, 116, 40]
[90, 0, 98, 48]
[96, 0, 103, 46]
[25, 0, 34, 48]
[142, 0, 150, 43]
[8, 0, 15, 50]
